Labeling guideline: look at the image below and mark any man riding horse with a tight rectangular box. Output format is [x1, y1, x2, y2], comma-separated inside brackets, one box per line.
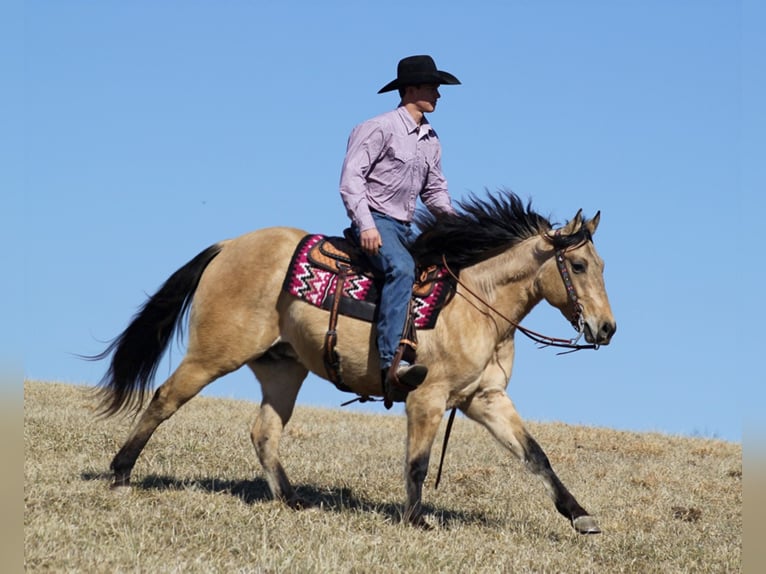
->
[339, 55, 461, 402]
[95, 56, 616, 534]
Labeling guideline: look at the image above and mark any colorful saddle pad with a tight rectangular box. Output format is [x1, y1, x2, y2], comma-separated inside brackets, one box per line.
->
[282, 234, 454, 329]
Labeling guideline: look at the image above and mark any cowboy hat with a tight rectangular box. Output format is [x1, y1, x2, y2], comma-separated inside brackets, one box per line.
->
[378, 55, 461, 94]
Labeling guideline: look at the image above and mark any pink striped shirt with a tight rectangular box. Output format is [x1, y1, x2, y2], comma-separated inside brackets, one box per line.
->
[339, 106, 454, 231]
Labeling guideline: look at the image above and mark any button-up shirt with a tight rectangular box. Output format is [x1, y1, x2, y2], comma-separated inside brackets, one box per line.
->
[339, 106, 454, 232]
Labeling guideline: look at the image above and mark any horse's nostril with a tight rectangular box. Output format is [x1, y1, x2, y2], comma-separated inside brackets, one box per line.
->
[600, 322, 616, 341]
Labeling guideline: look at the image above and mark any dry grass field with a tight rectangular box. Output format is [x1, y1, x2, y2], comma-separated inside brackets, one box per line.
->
[25, 380, 741, 572]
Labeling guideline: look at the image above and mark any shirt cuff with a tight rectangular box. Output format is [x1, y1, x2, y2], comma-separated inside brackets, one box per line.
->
[356, 211, 376, 232]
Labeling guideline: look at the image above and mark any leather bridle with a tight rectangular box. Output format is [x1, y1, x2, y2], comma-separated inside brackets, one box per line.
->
[440, 236, 599, 354]
[552, 247, 588, 346]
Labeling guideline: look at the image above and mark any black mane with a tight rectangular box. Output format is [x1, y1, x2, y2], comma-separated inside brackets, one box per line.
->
[411, 190, 589, 269]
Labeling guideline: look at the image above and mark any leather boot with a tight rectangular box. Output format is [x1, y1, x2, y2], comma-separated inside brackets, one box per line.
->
[382, 364, 428, 408]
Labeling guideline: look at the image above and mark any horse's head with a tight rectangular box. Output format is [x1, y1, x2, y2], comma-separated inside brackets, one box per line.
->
[538, 210, 616, 346]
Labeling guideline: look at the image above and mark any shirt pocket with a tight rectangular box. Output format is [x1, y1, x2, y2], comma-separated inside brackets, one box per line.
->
[387, 134, 417, 164]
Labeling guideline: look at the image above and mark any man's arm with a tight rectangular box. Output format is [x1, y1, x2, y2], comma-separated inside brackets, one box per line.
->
[339, 122, 386, 233]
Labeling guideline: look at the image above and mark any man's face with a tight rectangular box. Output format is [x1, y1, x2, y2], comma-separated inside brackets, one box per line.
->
[407, 84, 441, 113]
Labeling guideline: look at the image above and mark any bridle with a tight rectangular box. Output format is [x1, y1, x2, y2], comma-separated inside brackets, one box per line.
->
[440, 234, 599, 353]
[552, 247, 589, 348]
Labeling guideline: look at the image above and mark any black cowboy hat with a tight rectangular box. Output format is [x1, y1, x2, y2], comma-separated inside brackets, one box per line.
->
[378, 55, 461, 94]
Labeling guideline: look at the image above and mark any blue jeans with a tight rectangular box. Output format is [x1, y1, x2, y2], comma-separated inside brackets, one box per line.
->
[354, 212, 417, 370]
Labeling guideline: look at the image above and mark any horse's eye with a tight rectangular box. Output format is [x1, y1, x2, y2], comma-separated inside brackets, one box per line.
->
[571, 260, 587, 274]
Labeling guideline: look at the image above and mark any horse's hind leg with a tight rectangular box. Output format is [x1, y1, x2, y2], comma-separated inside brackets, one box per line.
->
[462, 388, 601, 534]
[248, 353, 308, 507]
[110, 358, 224, 488]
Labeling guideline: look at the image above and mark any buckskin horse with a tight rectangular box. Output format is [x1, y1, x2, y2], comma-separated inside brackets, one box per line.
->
[94, 191, 616, 534]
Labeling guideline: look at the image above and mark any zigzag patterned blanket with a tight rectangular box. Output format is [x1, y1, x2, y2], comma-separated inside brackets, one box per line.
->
[282, 234, 454, 330]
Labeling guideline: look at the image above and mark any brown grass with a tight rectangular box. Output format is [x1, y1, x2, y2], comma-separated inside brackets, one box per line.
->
[24, 380, 741, 572]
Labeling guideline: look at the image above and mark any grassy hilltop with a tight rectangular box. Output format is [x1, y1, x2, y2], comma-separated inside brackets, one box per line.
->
[25, 381, 741, 572]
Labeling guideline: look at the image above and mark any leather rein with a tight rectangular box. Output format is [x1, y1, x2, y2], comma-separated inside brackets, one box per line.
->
[440, 237, 599, 354]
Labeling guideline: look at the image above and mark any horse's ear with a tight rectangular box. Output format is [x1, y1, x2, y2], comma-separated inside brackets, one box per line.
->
[585, 211, 601, 236]
[560, 209, 584, 235]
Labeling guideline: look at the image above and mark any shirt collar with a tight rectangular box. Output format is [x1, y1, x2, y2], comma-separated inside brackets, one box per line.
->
[396, 105, 433, 139]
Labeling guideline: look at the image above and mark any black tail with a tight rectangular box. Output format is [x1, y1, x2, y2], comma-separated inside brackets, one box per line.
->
[91, 243, 224, 417]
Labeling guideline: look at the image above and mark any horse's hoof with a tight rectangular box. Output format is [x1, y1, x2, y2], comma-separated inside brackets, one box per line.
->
[572, 515, 601, 534]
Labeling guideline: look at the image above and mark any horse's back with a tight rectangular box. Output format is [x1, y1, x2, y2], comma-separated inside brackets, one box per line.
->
[230, 226, 309, 253]
[202, 226, 307, 285]
[189, 226, 378, 391]
[186, 227, 309, 355]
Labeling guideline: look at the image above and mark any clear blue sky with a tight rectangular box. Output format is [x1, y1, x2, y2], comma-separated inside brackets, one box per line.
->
[9, 1, 764, 444]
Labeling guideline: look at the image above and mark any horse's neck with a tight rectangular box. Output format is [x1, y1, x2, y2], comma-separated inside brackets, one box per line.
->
[461, 235, 551, 327]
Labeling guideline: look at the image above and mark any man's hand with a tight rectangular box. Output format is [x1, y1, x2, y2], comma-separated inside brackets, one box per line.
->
[360, 228, 383, 256]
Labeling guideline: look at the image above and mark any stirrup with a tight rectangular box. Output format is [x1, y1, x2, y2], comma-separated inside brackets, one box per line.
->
[382, 364, 428, 408]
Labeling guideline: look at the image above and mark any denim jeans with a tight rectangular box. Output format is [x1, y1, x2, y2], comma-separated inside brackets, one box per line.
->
[354, 212, 417, 370]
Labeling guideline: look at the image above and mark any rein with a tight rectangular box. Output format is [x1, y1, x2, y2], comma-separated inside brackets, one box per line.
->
[440, 245, 599, 353]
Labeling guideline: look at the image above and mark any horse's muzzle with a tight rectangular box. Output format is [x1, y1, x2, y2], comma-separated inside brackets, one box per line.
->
[584, 320, 616, 346]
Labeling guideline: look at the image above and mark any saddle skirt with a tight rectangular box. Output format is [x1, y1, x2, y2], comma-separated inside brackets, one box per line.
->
[282, 233, 455, 329]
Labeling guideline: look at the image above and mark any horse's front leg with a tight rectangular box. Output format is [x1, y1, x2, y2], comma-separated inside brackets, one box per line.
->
[463, 388, 601, 534]
[403, 388, 447, 527]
